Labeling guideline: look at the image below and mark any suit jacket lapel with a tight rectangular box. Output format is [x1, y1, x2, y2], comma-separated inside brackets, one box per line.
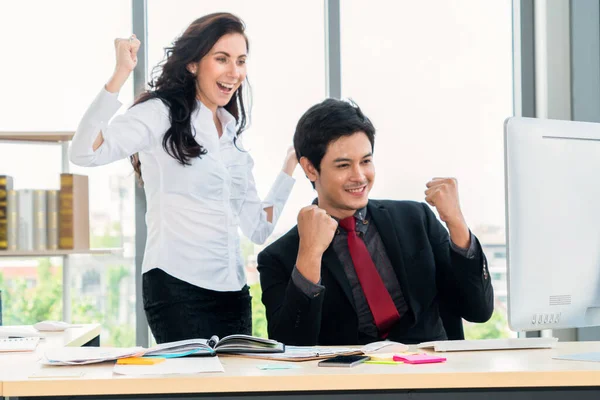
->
[322, 246, 357, 313]
[367, 201, 416, 316]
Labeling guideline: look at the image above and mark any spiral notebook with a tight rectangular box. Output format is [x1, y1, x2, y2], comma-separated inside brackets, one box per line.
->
[0, 337, 40, 352]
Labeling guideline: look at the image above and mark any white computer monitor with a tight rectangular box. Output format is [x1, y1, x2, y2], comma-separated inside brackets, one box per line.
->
[505, 116, 600, 332]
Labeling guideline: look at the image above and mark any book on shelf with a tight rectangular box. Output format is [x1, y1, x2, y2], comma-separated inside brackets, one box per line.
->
[0, 175, 13, 250]
[33, 190, 47, 250]
[145, 335, 285, 357]
[7, 190, 17, 251]
[17, 189, 33, 251]
[47, 190, 59, 250]
[59, 174, 89, 250]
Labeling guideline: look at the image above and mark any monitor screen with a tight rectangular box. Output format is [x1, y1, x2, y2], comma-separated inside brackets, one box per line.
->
[505, 116, 600, 331]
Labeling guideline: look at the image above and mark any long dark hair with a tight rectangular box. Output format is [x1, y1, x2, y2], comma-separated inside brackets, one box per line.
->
[131, 13, 250, 184]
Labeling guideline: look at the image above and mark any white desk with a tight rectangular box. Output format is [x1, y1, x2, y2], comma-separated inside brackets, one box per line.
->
[2, 340, 600, 399]
[0, 324, 100, 397]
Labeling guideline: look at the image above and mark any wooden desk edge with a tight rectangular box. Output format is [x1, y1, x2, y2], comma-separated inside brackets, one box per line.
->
[3, 370, 600, 397]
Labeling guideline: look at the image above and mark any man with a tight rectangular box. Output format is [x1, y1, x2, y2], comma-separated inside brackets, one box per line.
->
[258, 99, 493, 345]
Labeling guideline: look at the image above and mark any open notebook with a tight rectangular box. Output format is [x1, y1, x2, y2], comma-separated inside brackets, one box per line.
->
[145, 334, 284, 357]
[417, 337, 558, 352]
[42, 335, 284, 365]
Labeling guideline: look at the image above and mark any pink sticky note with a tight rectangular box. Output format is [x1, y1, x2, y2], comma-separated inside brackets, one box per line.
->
[393, 354, 446, 364]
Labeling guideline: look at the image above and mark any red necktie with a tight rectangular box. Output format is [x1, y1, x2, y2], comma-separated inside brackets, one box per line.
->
[339, 216, 400, 337]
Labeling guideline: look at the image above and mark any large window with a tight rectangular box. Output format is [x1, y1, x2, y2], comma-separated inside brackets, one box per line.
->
[340, 1, 514, 338]
[2, 0, 516, 342]
[148, 0, 326, 337]
[0, 0, 135, 345]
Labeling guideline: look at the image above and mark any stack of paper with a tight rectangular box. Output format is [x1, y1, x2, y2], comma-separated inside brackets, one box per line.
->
[236, 341, 409, 361]
[235, 346, 359, 361]
[42, 347, 145, 365]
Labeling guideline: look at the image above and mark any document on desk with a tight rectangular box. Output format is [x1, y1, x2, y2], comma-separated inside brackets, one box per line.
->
[113, 357, 224, 375]
[235, 346, 361, 361]
[418, 337, 558, 352]
[553, 352, 600, 362]
[42, 347, 146, 365]
[235, 341, 409, 361]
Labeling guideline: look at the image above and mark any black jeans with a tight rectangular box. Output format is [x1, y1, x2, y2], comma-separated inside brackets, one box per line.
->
[142, 268, 252, 344]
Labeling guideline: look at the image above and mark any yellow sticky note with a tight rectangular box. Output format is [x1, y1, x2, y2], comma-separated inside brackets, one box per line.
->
[367, 353, 396, 361]
[117, 357, 165, 365]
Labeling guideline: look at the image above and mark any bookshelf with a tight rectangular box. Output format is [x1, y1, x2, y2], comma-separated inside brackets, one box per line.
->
[0, 131, 74, 143]
[0, 131, 122, 322]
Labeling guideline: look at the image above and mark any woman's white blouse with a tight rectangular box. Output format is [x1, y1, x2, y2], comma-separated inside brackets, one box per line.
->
[70, 88, 295, 291]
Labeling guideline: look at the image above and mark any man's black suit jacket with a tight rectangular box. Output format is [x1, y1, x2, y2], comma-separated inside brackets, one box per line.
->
[258, 200, 494, 345]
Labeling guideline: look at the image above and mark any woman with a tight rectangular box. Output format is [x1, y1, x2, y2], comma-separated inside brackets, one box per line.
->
[70, 13, 297, 343]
